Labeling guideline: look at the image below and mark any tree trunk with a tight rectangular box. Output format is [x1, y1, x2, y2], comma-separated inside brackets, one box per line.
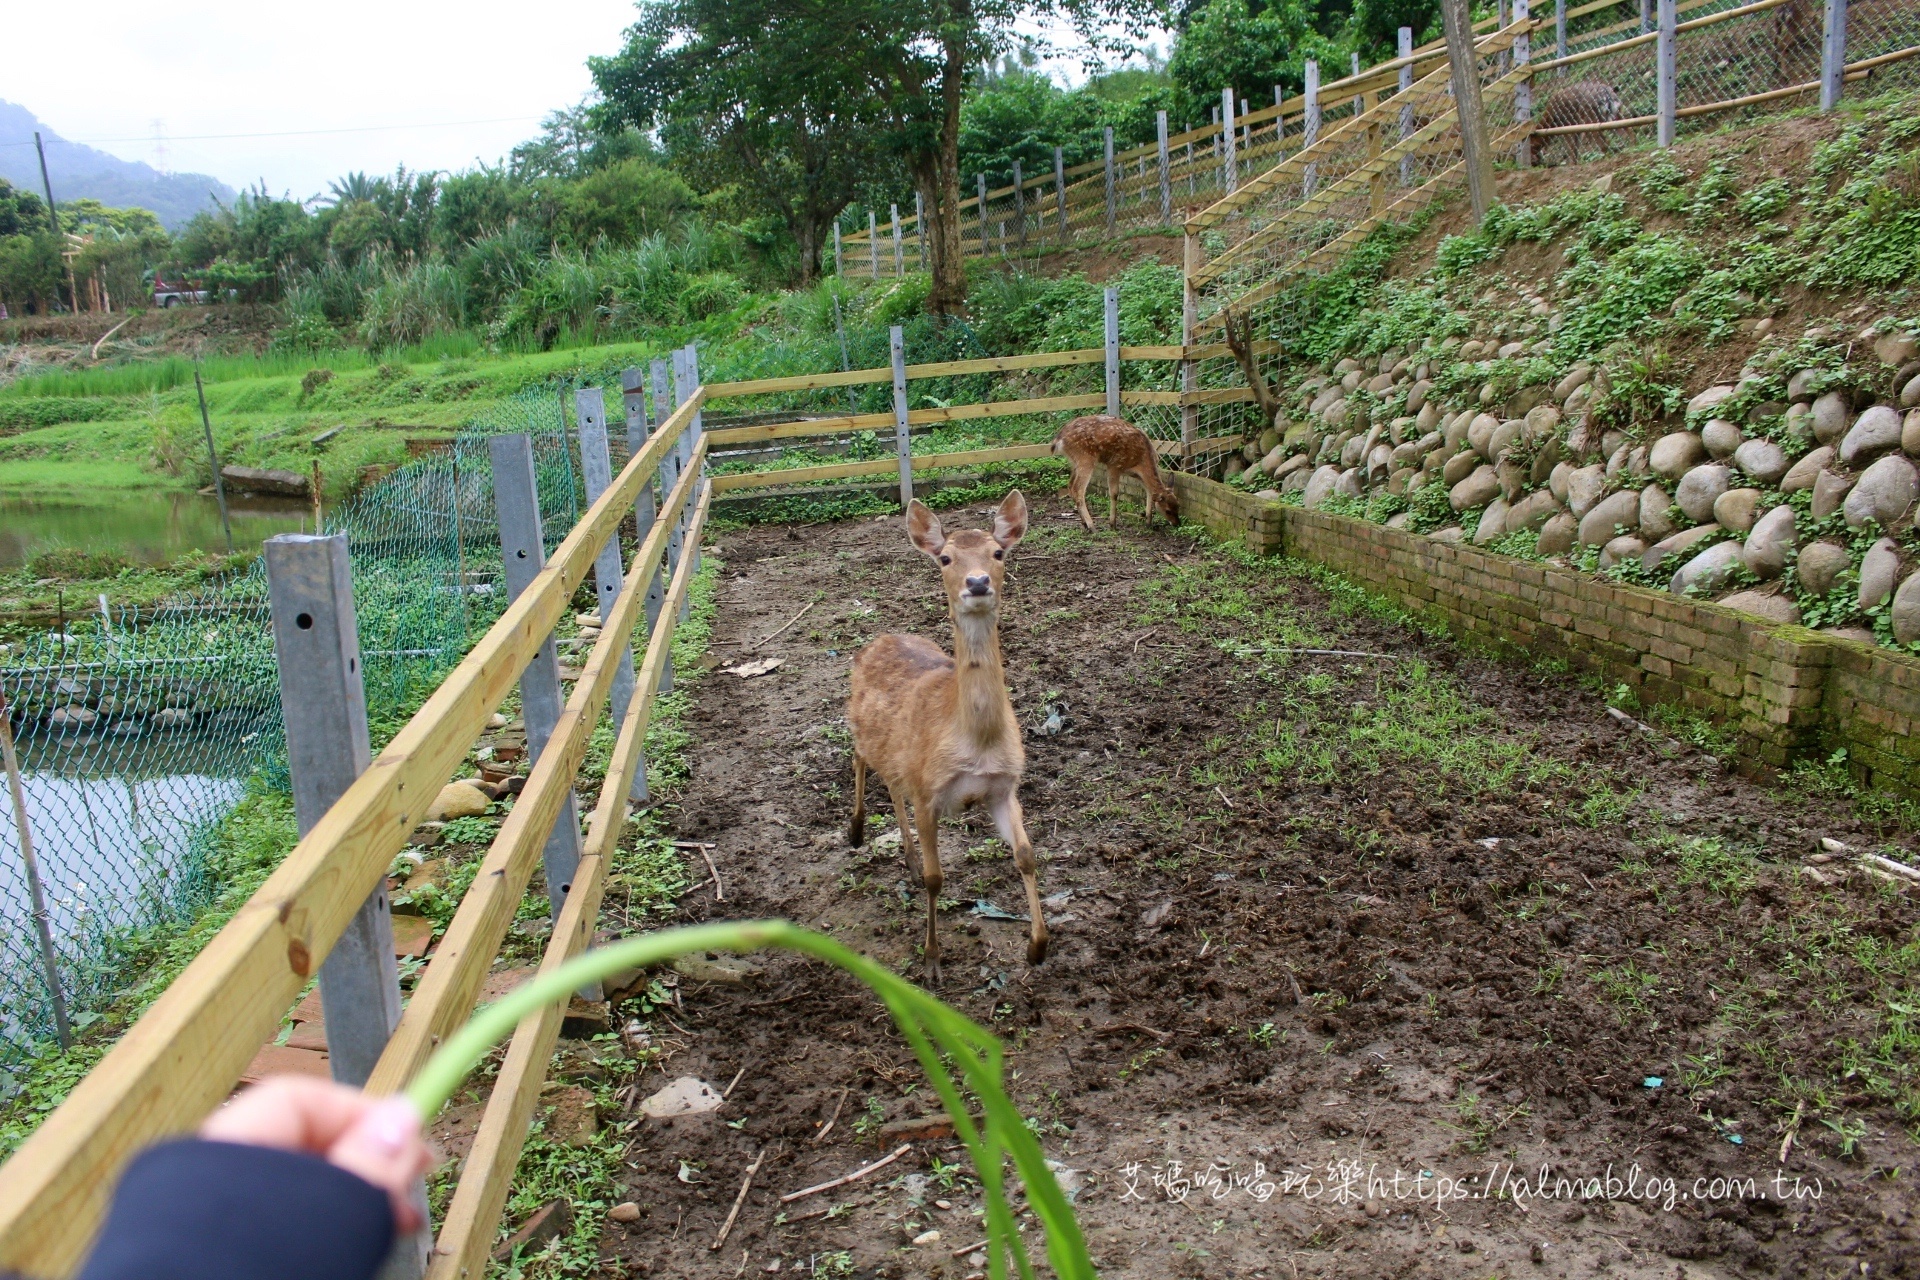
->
[925, 10, 971, 315]
[796, 215, 819, 287]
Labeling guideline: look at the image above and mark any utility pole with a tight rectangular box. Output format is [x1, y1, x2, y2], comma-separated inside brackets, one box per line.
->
[195, 367, 234, 552]
[1439, 0, 1496, 224]
[33, 133, 75, 314]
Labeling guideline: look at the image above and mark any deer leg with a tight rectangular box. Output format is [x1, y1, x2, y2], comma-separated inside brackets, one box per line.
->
[989, 791, 1047, 965]
[1070, 461, 1095, 532]
[849, 754, 867, 846]
[886, 781, 923, 889]
[915, 801, 945, 985]
[1138, 467, 1160, 526]
[1106, 467, 1120, 529]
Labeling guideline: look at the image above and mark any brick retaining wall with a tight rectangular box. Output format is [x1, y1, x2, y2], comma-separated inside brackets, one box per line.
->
[1155, 471, 1920, 794]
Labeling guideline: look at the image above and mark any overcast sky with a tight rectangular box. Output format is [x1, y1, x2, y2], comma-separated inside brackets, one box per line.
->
[7, 1, 1160, 202]
[7, 0, 640, 199]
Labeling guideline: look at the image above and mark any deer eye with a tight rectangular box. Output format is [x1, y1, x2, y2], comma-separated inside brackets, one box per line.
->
[992, 549, 1004, 560]
[938, 555, 951, 565]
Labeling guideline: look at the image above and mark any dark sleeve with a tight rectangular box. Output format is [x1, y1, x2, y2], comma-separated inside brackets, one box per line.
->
[75, 1139, 395, 1280]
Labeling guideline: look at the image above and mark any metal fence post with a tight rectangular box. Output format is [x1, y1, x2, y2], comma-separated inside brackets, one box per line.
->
[669, 350, 696, 625]
[833, 221, 843, 278]
[1303, 61, 1321, 198]
[263, 533, 402, 1089]
[489, 435, 587, 923]
[890, 203, 903, 276]
[1054, 146, 1068, 243]
[915, 191, 927, 269]
[1104, 286, 1121, 418]
[681, 344, 705, 599]
[1514, 0, 1533, 166]
[649, 357, 677, 697]
[977, 174, 989, 254]
[1156, 111, 1172, 224]
[0, 692, 70, 1050]
[1352, 53, 1365, 116]
[1103, 127, 1116, 234]
[1640, 0, 1652, 33]
[619, 368, 658, 802]
[1556, 0, 1568, 59]
[1657, 0, 1677, 147]
[1220, 90, 1238, 192]
[868, 209, 878, 279]
[1012, 160, 1026, 253]
[1399, 27, 1416, 186]
[1820, 0, 1849, 111]
[891, 326, 913, 508]
[575, 389, 640, 757]
[1273, 85, 1285, 146]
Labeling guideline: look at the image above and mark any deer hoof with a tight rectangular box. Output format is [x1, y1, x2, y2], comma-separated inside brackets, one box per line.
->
[848, 816, 865, 847]
[1027, 935, 1049, 965]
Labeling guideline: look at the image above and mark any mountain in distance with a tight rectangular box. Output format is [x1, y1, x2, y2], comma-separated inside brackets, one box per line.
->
[0, 100, 237, 230]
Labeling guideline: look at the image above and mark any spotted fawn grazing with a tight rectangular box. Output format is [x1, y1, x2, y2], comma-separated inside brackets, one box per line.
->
[1050, 415, 1181, 532]
[846, 491, 1043, 982]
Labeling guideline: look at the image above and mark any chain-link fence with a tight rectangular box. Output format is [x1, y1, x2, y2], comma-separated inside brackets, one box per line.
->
[0, 381, 602, 1082]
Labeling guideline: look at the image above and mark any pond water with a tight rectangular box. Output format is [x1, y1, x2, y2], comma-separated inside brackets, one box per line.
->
[0, 492, 312, 568]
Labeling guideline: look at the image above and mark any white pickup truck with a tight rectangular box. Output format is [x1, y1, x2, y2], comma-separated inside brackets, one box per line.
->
[151, 277, 209, 307]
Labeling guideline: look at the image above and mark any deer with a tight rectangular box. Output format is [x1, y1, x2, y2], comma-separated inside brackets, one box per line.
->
[1530, 81, 1625, 166]
[1050, 415, 1181, 532]
[847, 490, 1043, 983]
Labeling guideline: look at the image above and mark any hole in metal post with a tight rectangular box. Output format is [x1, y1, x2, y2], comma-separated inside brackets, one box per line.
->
[295, 613, 314, 630]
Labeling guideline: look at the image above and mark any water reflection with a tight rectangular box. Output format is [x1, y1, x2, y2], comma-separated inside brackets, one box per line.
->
[0, 492, 310, 567]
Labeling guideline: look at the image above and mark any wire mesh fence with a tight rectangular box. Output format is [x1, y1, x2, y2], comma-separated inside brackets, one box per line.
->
[0, 381, 602, 1083]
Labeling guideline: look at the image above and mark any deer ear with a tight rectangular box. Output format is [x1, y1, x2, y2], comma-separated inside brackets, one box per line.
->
[993, 489, 1028, 551]
[906, 500, 946, 557]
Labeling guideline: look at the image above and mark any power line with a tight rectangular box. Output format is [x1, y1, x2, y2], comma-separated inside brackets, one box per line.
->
[0, 114, 545, 148]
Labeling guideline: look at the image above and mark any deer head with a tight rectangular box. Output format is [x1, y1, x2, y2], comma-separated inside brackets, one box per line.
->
[906, 491, 1027, 646]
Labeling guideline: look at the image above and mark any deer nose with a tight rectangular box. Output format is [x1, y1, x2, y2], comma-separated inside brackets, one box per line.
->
[964, 574, 992, 596]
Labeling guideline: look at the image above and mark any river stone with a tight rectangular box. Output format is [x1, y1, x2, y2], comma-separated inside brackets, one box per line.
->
[1275, 454, 1311, 480]
[1794, 541, 1849, 596]
[1687, 384, 1737, 417]
[1732, 438, 1790, 484]
[1877, 329, 1920, 367]
[1549, 460, 1574, 502]
[1444, 411, 1472, 453]
[1474, 499, 1511, 545]
[1676, 464, 1731, 524]
[1787, 368, 1819, 402]
[1368, 443, 1393, 478]
[1341, 434, 1366, 469]
[428, 781, 492, 822]
[1840, 405, 1904, 463]
[1579, 490, 1642, 545]
[1812, 391, 1850, 444]
[1717, 590, 1802, 626]
[1450, 464, 1502, 511]
[1537, 512, 1577, 555]
[1639, 484, 1677, 541]
[1366, 372, 1394, 395]
[1567, 465, 1607, 518]
[1407, 380, 1433, 413]
[1812, 469, 1854, 519]
[1392, 438, 1425, 468]
[1672, 540, 1746, 596]
[1554, 366, 1591, 402]
[1489, 419, 1525, 462]
[1322, 396, 1351, 428]
[1643, 523, 1723, 573]
[1605, 444, 1629, 480]
[1860, 538, 1902, 608]
[1600, 535, 1648, 569]
[1335, 468, 1364, 499]
[1282, 467, 1311, 493]
[1627, 445, 1650, 478]
[1905, 408, 1920, 455]
[1302, 465, 1341, 508]
[1701, 419, 1743, 459]
[1498, 459, 1530, 501]
[1894, 571, 1920, 645]
[1649, 432, 1705, 481]
[1784, 401, 1815, 443]
[1525, 404, 1562, 438]
[1903, 375, 1920, 410]
[1430, 526, 1465, 542]
[1468, 413, 1500, 459]
[1713, 488, 1764, 534]
[1416, 401, 1441, 434]
[1822, 626, 1878, 644]
[1511, 489, 1561, 532]
[1443, 449, 1481, 485]
[1844, 454, 1918, 528]
[1741, 504, 1796, 579]
[1781, 445, 1833, 492]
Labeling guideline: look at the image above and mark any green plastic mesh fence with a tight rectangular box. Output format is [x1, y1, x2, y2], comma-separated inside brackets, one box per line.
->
[0, 381, 589, 1084]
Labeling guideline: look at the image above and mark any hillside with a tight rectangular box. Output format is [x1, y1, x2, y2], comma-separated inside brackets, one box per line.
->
[1226, 89, 1920, 661]
[0, 101, 237, 230]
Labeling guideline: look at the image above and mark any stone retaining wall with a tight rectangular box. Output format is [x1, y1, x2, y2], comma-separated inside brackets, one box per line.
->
[1158, 470, 1920, 794]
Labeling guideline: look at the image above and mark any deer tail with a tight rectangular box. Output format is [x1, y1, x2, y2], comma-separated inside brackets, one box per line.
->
[1049, 429, 1066, 456]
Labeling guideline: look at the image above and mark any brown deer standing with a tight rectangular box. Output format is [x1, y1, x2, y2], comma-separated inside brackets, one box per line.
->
[1051, 415, 1181, 532]
[847, 490, 1043, 982]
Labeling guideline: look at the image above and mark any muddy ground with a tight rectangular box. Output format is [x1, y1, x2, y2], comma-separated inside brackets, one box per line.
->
[586, 495, 1919, 1279]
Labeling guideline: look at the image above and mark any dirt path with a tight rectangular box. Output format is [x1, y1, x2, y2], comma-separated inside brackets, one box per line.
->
[594, 497, 1919, 1279]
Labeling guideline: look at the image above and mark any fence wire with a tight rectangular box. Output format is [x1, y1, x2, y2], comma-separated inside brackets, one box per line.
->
[0, 382, 592, 1083]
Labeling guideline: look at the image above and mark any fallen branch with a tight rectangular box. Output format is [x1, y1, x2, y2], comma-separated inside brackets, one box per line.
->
[702, 847, 726, 901]
[90, 316, 133, 360]
[779, 1144, 912, 1203]
[950, 1237, 991, 1259]
[1862, 852, 1920, 884]
[711, 1146, 771, 1250]
[723, 1066, 747, 1099]
[749, 600, 816, 651]
[814, 1088, 850, 1143]
[1092, 1023, 1171, 1043]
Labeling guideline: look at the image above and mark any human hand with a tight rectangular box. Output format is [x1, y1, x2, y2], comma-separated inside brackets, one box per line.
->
[201, 1076, 434, 1231]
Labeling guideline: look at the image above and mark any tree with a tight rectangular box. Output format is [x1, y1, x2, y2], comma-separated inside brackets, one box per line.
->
[590, 0, 900, 285]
